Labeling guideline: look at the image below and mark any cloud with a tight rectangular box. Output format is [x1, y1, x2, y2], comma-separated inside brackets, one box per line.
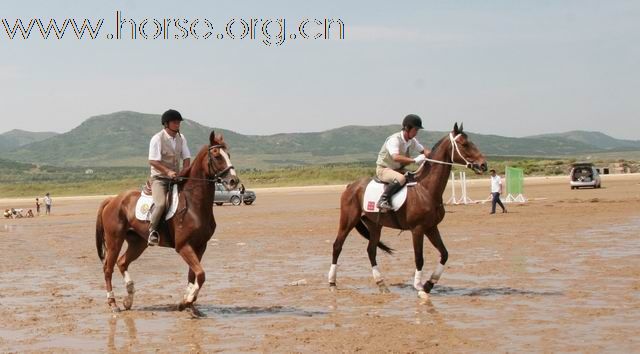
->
[0, 65, 20, 79]
[346, 25, 468, 44]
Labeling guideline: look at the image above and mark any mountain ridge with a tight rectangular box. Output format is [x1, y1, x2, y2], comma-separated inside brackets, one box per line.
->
[4, 111, 640, 168]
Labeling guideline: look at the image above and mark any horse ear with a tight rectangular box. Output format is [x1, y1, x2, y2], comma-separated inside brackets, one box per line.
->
[460, 122, 464, 132]
[453, 122, 459, 134]
[209, 131, 216, 145]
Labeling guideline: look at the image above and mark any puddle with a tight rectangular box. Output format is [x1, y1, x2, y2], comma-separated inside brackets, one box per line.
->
[135, 304, 327, 318]
[390, 283, 562, 297]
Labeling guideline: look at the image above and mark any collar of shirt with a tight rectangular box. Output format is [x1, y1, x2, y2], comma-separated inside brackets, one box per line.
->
[399, 131, 409, 143]
[163, 129, 179, 141]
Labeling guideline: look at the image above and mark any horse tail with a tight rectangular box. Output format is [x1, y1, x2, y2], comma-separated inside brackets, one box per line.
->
[355, 217, 394, 255]
[95, 198, 111, 263]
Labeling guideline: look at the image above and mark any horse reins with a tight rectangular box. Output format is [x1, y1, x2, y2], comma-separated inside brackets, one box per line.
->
[158, 144, 235, 184]
[419, 133, 474, 170]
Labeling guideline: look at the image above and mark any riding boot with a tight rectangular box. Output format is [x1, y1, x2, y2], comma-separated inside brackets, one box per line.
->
[377, 180, 403, 212]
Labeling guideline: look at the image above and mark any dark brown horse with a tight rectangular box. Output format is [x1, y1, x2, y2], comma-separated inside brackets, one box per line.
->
[328, 123, 487, 298]
[96, 131, 239, 313]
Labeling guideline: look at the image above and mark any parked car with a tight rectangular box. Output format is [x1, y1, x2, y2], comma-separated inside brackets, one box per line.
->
[570, 163, 601, 189]
[213, 183, 256, 206]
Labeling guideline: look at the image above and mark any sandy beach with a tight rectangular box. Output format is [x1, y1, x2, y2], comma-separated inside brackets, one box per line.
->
[1, 173, 639, 352]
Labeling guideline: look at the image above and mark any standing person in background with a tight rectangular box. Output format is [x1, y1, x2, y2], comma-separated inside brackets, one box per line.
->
[35, 197, 41, 216]
[489, 169, 507, 214]
[44, 193, 52, 215]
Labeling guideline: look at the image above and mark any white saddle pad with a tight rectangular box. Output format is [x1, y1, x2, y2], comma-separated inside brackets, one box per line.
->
[362, 180, 413, 213]
[135, 184, 179, 221]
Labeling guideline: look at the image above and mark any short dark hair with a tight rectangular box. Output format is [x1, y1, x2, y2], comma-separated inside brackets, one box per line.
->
[489, 169, 496, 173]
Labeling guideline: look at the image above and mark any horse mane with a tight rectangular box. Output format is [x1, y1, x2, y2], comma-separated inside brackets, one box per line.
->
[177, 145, 208, 178]
[427, 132, 467, 159]
[416, 131, 465, 180]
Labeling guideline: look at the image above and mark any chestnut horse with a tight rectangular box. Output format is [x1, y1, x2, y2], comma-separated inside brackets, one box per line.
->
[96, 131, 239, 313]
[328, 123, 487, 298]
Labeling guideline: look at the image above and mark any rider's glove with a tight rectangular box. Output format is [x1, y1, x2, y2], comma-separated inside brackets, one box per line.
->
[414, 155, 427, 164]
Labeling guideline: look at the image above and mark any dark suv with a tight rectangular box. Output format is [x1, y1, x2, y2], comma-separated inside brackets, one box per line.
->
[213, 183, 256, 206]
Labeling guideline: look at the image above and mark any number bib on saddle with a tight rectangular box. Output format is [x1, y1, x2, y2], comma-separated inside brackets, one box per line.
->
[362, 180, 410, 213]
[135, 184, 179, 221]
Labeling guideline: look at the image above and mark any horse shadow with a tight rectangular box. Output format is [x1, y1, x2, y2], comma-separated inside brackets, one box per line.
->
[135, 304, 327, 318]
[390, 283, 563, 297]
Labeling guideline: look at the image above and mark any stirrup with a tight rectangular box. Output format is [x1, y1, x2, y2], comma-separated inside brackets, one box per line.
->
[377, 199, 393, 212]
[148, 230, 159, 246]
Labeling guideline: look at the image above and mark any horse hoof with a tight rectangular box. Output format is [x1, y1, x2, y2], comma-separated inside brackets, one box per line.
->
[378, 284, 390, 294]
[423, 281, 435, 294]
[123, 296, 133, 310]
[177, 302, 188, 311]
[417, 290, 429, 299]
[187, 305, 205, 318]
[329, 285, 337, 293]
[109, 304, 121, 313]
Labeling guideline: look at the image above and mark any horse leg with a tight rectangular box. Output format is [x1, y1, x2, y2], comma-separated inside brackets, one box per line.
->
[363, 219, 389, 293]
[424, 226, 448, 294]
[411, 226, 429, 299]
[328, 195, 361, 290]
[116, 235, 147, 310]
[183, 243, 207, 306]
[104, 234, 125, 312]
[177, 243, 205, 312]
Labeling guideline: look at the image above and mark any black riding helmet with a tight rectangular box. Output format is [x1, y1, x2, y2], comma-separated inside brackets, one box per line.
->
[161, 109, 183, 125]
[402, 114, 424, 130]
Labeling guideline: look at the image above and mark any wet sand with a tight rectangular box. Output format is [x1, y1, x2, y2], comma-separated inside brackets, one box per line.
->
[1, 174, 639, 352]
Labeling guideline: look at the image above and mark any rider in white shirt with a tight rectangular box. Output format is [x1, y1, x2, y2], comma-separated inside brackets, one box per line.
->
[375, 114, 430, 211]
[147, 109, 191, 246]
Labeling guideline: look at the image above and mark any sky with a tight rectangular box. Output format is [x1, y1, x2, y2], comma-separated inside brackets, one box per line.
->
[0, 0, 638, 139]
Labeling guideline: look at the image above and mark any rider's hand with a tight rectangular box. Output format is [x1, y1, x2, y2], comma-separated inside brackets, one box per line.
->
[414, 155, 427, 164]
[167, 171, 177, 179]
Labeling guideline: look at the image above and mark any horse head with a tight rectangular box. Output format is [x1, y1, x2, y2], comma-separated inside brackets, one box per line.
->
[449, 122, 488, 174]
[207, 131, 240, 190]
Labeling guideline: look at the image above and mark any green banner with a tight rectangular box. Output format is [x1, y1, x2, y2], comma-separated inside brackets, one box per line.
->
[506, 167, 524, 195]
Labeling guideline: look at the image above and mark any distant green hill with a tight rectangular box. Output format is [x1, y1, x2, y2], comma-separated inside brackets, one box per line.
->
[5, 111, 640, 169]
[528, 131, 640, 150]
[0, 129, 59, 150]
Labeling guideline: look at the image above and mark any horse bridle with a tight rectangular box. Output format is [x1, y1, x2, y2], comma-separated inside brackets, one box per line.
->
[207, 144, 235, 182]
[420, 133, 474, 169]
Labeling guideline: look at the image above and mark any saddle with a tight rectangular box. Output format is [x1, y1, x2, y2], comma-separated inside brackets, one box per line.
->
[372, 171, 418, 185]
[135, 180, 180, 222]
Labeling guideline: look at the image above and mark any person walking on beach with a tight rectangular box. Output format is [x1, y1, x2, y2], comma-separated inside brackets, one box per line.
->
[44, 193, 52, 215]
[489, 169, 507, 214]
[35, 198, 41, 216]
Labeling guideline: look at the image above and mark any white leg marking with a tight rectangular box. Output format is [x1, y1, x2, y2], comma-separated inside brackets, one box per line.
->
[186, 282, 200, 303]
[328, 264, 337, 284]
[183, 283, 194, 302]
[414, 270, 425, 291]
[107, 291, 115, 299]
[429, 263, 445, 284]
[372, 266, 384, 283]
[124, 271, 132, 285]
